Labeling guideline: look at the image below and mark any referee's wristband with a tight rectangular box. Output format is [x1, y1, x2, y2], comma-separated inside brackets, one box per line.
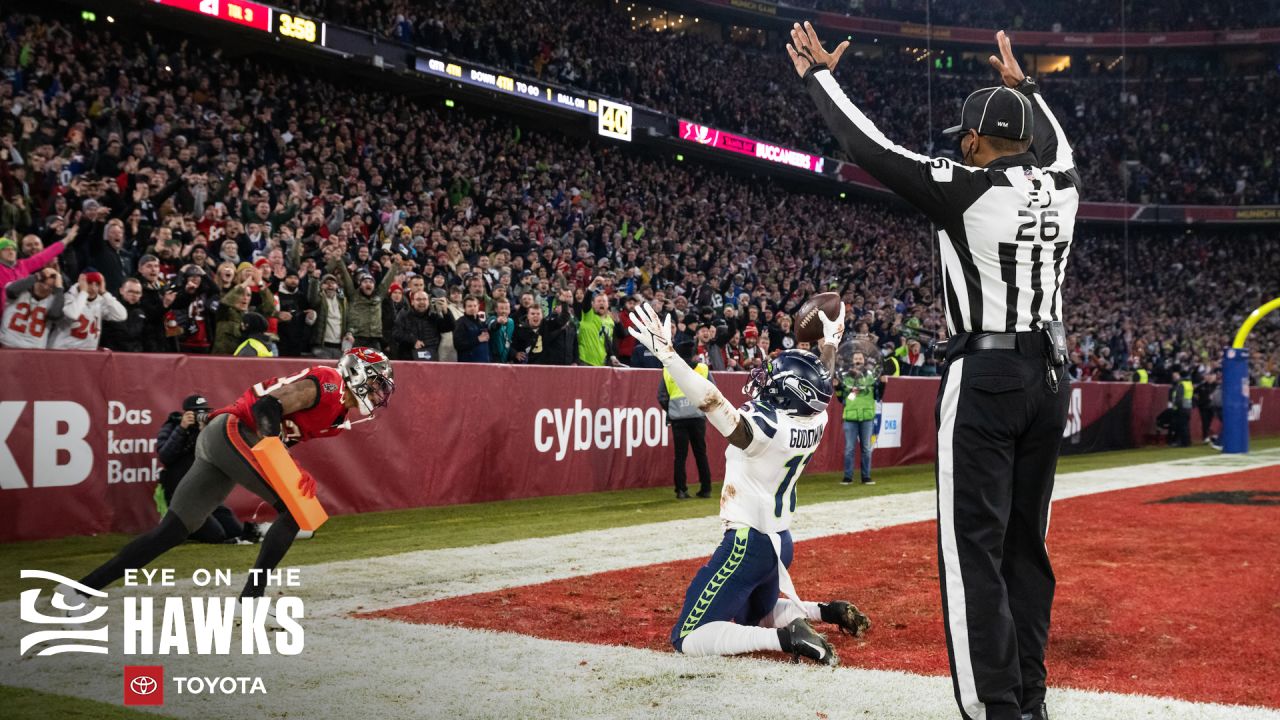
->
[1015, 77, 1039, 96]
[802, 62, 830, 81]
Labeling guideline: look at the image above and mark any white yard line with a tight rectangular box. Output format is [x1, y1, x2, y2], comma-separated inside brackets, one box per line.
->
[2, 450, 1277, 720]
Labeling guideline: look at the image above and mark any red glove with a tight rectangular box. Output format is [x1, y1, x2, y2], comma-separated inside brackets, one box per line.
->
[297, 469, 317, 499]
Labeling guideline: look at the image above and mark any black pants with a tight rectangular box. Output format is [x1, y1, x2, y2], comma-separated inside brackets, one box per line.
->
[1171, 408, 1191, 447]
[935, 342, 1069, 720]
[671, 419, 711, 495]
[1197, 405, 1214, 440]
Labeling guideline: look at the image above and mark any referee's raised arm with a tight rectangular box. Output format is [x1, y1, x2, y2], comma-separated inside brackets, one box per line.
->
[788, 24, 976, 221]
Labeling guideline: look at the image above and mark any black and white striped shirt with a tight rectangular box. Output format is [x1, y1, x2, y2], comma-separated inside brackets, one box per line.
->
[805, 69, 1081, 334]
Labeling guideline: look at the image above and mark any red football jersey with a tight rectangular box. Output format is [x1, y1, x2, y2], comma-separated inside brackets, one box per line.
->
[212, 366, 349, 443]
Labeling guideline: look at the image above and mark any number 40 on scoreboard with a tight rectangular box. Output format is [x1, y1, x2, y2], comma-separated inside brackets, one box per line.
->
[597, 99, 633, 142]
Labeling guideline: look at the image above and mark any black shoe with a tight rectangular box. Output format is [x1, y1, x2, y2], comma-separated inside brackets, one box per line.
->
[819, 600, 871, 637]
[1022, 702, 1049, 720]
[840, 477, 854, 485]
[240, 522, 265, 543]
[777, 618, 838, 666]
[860, 478, 875, 486]
[695, 489, 712, 498]
[676, 490, 691, 499]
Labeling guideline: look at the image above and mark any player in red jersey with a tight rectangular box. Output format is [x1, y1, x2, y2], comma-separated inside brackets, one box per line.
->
[71, 347, 394, 600]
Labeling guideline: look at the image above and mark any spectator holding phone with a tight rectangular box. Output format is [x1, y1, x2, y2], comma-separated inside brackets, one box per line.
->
[393, 289, 455, 360]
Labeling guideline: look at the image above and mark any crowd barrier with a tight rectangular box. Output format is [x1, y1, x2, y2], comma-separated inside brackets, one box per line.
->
[1, 350, 1276, 541]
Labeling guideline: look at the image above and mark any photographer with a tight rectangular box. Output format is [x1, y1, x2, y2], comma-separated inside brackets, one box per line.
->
[155, 395, 252, 544]
[835, 351, 885, 486]
[393, 289, 455, 360]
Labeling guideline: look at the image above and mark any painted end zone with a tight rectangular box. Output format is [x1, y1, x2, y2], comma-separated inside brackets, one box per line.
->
[363, 467, 1280, 709]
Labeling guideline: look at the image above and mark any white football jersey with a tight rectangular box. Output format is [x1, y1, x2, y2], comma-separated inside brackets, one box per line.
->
[49, 287, 127, 351]
[720, 400, 828, 534]
[0, 287, 62, 349]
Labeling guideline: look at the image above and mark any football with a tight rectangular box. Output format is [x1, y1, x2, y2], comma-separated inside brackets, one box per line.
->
[794, 292, 843, 344]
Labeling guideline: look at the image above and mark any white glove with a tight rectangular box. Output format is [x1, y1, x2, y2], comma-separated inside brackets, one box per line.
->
[819, 303, 846, 349]
[628, 302, 676, 363]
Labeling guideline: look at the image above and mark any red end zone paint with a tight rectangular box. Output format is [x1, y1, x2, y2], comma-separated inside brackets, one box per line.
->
[362, 467, 1280, 708]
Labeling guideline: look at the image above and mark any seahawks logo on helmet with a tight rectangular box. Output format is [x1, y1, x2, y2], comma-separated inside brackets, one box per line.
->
[744, 350, 833, 416]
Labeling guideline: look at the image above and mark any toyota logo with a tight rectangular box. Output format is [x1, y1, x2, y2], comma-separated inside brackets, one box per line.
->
[130, 676, 158, 696]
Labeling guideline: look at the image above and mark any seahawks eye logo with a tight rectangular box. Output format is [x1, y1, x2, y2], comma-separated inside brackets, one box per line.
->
[781, 375, 819, 402]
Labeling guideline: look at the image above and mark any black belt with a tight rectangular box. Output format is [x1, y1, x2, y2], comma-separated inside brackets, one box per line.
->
[968, 332, 1018, 351]
[323, 342, 342, 348]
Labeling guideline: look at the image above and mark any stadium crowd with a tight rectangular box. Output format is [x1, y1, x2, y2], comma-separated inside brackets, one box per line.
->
[781, 0, 1272, 32]
[282, 0, 1280, 206]
[0, 13, 1276, 387]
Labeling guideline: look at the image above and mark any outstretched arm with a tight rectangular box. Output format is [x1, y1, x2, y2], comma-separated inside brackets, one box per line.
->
[789, 22, 973, 219]
[988, 30, 1079, 182]
[628, 302, 753, 449]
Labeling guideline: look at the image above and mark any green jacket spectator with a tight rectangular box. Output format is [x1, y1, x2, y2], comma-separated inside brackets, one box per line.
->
[331, 257, 395, 342]
[212, 282, 276, 355]
[577, 293, 617, 367]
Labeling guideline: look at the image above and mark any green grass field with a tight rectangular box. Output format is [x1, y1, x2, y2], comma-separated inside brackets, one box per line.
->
[0, 686, 160, 720]
[4, 437, 1273, 601]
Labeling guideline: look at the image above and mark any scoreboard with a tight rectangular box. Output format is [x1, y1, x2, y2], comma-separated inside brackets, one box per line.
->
[151, 0, 326, 46]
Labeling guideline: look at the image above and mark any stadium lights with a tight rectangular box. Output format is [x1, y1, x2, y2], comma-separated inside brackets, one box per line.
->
[80, 10, 96, 21]
[107, 15, 115, 22]
[676, 153, 684, 161]
[445, 99, 455, 108]
[840, 192, 847, 199]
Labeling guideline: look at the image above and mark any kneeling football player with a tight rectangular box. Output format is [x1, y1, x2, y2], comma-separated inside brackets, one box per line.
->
[66, 347, 394, 602]
[628, 302, 871, 666]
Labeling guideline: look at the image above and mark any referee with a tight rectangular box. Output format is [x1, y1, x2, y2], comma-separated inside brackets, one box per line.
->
[789, 24, 1077, 720]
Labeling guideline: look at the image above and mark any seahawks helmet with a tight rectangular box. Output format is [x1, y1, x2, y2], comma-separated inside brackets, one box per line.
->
[337, 347, 395, 416]
[744, 350, 833, 416]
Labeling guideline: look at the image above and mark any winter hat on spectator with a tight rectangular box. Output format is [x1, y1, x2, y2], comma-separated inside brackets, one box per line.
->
[321, 273, 339, 284]
[254, 257, 271, 269]
[0, 238, 16, 252]
[138, 254, 159, 267]
[389, 283, 402, 293]
[182, 394, 212, 412]
[241, 312, 268, 335]
[744, 325, 759, 340]
[81, 269, 105, 286]
[237, 262, 254, 274]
